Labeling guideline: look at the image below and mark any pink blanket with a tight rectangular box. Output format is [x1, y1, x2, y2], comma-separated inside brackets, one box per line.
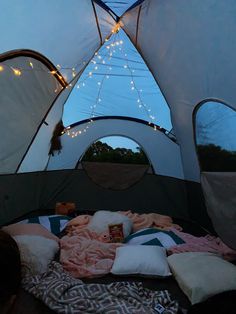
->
[61, 211, 182, 278]
[168, 228, 236, 261]
[60, 228, 121, 278]
[66, 211, 182, 233]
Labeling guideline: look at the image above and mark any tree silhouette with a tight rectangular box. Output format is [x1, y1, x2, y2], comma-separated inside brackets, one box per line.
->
[197, 144, 236, 171]
[82, 141, 149, 164]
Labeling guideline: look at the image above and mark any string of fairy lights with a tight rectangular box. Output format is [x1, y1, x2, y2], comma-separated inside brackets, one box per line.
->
[63, 27, 159, 138]
[0, 24, 172, 139]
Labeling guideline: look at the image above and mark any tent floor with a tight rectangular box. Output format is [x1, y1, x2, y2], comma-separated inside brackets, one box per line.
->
[9, 210, 210, 313]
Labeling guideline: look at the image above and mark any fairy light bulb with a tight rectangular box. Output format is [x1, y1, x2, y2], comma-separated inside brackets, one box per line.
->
[12, 68, 21, 76]
[29, 62, 34, 68]
[112, 23, 120, 33]
[0, 65, 4, 72]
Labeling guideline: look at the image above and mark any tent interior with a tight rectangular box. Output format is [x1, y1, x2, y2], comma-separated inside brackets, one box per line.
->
[0, 0, 236, 313]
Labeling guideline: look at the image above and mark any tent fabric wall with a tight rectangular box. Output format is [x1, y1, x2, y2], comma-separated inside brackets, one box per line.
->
[47, 117, 184, 179]
[121, 0, 236, 182]
[18, 80, 78, 173]
[201, 172, 236, 249]
[0, 169, 191, 226]
[0, 54, 62, 174]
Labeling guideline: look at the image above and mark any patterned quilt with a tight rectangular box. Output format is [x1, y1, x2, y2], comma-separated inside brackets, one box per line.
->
[22, 262, 179, 314]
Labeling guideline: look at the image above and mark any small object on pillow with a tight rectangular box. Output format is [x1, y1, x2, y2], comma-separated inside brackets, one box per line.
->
[124, 228, 185, 248]
[88, 210, 132, 237]
[14, 235, 59, 277]
[167, 252, 236, 304]
[109, 224, 124, 242]
[2, 223, 59, 242]
[111, 245, 171, 277]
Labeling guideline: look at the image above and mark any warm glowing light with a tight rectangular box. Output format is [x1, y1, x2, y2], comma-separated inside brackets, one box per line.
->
[112, 23, 120, 33]
[0, 65, 4, 72]
[29, 62, 34, 68]
[50, 70, 57, 74]
[12, 68, 21, 76]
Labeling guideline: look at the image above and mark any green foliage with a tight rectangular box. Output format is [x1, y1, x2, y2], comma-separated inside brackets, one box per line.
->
[82, 141, 149, 164]
[197, 144, 236, 171]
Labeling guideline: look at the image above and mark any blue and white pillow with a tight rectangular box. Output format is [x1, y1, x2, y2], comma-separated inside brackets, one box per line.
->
[18, 215, 72, 235]
[124, 228, 185, 249]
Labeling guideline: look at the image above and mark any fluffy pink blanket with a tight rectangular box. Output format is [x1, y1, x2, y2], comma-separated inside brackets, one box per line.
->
[61, 211, 181, 278]
[167, 228, 236, 261]
[65, 211, 182, 233]
[60, 228, 121, 278]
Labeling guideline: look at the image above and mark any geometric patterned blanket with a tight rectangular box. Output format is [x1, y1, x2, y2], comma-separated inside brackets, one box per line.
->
[22, 262, 179, 314]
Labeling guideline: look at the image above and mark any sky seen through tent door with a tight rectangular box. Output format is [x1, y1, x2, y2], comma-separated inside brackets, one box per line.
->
[62, 29, 173, 149]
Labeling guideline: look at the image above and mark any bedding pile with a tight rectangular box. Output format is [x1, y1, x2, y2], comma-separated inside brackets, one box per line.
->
[60, 228, 122, 278]
[60, 211, 182, 278]
[167, 228, 236, 261]
[22, 261, 180, 314]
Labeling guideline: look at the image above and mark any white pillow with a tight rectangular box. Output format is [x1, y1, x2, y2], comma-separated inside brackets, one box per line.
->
[14, 235, 59, 277]
[167, 252, 236, 305]
[88, 210, 133, 237]
[111, 245, 171, 277]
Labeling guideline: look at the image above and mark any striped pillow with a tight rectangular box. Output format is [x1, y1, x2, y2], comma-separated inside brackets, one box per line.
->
[124, 228, 185, 248]
[18, 215, 72, 235]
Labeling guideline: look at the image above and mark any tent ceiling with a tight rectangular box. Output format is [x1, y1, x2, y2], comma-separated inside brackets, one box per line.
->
[102, 0, 140, 16]
[0, 0, 116, 82]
